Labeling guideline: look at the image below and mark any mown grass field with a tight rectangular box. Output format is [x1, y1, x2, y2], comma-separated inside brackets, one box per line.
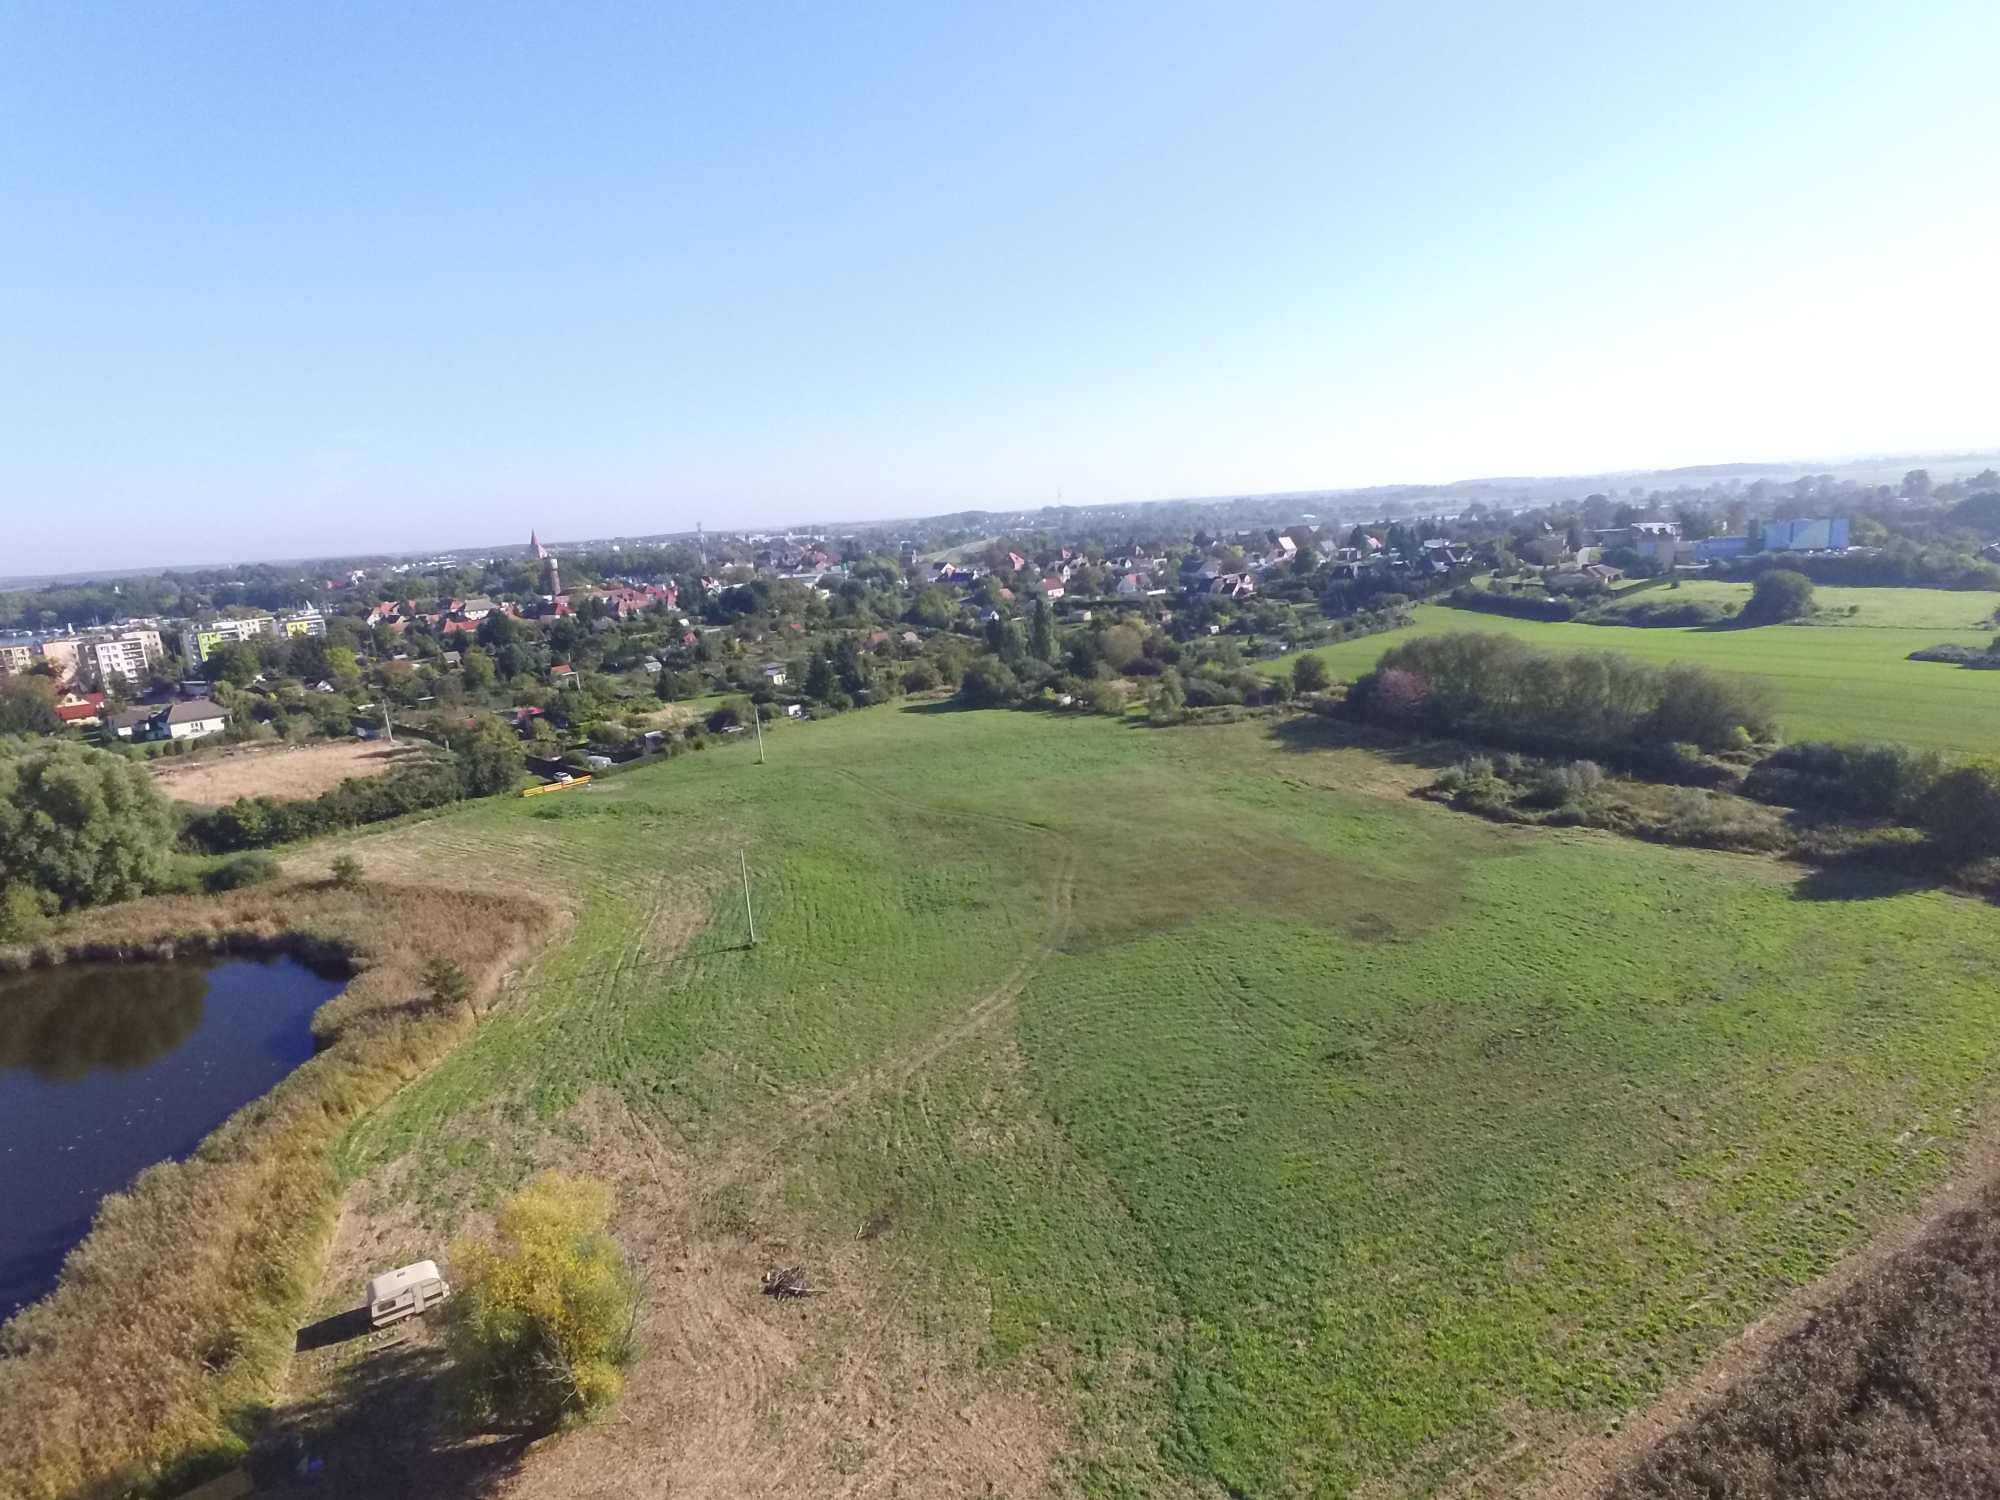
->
[285, 699, 2000, 1498]
[1616, 580, 2000, 631]
[1262, 598, 2000, 752]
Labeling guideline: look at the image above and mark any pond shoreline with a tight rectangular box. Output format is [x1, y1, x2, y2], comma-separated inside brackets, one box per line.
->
[0, 879, 556, 1500]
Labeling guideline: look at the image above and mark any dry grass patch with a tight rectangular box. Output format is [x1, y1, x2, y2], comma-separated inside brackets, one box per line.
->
[1598, 1171, 2000, 1500]
[149, 738, 434, 806]
[0, 880, 555, 1500]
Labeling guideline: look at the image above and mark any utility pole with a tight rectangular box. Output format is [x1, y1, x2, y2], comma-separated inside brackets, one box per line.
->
[382, 701, 394, 746]
[739, 849, 757, 947]
[753, 703, 766, 764]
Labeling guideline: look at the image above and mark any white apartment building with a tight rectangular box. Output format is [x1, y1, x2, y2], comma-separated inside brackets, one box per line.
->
[88, 629, 164, 686]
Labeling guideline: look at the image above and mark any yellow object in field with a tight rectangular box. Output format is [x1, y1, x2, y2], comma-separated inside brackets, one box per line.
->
[520, 775, 592, 798]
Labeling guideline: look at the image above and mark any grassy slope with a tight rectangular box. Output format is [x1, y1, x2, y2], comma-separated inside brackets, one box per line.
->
[327, 707, 2000, 1495]
[1259, 601, 2000, 751]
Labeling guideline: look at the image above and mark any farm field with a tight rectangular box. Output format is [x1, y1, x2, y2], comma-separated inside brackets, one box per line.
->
[1264, 600, 2000, 752]
[276, 701, 2000, 1498]
[147, 737, 433, 805]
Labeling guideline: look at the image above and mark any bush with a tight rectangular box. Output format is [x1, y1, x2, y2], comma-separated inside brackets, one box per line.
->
[1918, 759, 2000, 863]
[328, 853, 364, 889]
[1586, 597, 1732, 628]
[202, 851, 281, 892]
[1743, 741, 1942, 819]
[956, 659, 1023, 708]
[1741, 568, 1815, 624]
[0, 883, 51, 943]
[181, 757, 463, 854]
[446, 1173, 639, 1430]
[426, 958, 472, 1012]
[1446, 585, 1578, 622]
[1350, 632, 1775, 758]
[1523, 758, 1605, 809]
[1908, 641, 2000, 667]
[1292, 654, 1331, 693]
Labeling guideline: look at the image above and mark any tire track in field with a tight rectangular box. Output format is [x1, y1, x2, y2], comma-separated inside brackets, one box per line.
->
[701, 767, 1076, 1195]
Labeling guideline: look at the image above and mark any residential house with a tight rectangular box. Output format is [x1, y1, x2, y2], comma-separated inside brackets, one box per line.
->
[1594, 521, 1682, 566]
[760, 662, 788, 686]
[550, 664, 580, 689]
[106, 705, 156, 739]
[55, 691, 106, 727]
[161, 699, 228, 740]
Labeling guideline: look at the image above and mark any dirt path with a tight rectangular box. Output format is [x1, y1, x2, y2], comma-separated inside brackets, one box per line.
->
[1528, 1106, 2000, 1500]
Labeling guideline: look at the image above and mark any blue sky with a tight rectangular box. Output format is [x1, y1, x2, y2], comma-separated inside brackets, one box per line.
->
[3, 1, 1996, 574]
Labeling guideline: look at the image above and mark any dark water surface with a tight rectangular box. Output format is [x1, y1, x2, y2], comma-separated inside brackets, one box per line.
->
[0, 955, 346, 1321]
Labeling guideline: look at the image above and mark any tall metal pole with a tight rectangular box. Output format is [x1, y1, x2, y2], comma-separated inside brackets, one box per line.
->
[382, 701, 394, 746]
[753, 703, 766, 764]
[739, 850, 757, 947]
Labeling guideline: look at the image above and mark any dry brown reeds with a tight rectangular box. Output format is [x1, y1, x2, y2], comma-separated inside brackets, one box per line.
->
[0, 880, 554, 1500]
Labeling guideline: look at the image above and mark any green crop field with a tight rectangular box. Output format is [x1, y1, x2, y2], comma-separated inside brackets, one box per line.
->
[1615, 580, 2000, 630]
[1263, 599, 2000, 752]
[305, 702, 2000, 1497]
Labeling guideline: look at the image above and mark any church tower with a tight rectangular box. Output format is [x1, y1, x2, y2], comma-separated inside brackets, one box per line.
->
[531, 530, 559, 596]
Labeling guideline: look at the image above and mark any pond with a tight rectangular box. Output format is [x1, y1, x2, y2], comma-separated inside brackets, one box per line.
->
[0, 954, 347, 1322]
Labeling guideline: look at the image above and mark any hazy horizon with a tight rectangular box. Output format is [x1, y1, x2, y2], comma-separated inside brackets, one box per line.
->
[5, 1, 1998, 576]
[8, 443, 1997, 589]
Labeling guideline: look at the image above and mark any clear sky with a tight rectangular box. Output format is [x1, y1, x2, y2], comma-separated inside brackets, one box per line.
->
[3, 1, 1997, 574]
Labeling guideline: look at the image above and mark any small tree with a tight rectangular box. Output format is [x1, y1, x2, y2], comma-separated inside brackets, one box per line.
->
[1292, 654, 1331, 694]
[446, 1173, 639, 1430]
[328, 853, 364, 890]
[449, 715, 525, 797]
[1743, 569, 1814, 624]
[1920, 758, 2000, 863]
[1030, 599, 1056, 663]
[427, 958, 473, 1013]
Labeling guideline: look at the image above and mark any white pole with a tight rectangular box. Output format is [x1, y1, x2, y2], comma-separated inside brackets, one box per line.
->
[754, 703, 766, 764]
[739, 850, 757, 947]
[382, 702, 394, 746]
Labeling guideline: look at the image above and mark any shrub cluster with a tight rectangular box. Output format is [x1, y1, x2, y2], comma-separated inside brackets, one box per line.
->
[1586, 597, 1733, 628]
[1733, 546, 2000, 591]
[1740, 742, 2000, 862]
[1742, 741, 1943, 820]
[1446, 586, 1579, 622]
[1908, 639, 2000, 668]
[1348, 632, 1776, 760]
[181, 756, 463, 854]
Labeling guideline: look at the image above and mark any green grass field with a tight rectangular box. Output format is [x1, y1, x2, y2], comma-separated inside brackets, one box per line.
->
[1617, 580, 2000, 630]
[312, 703, 2000, 1496]
[1262, 599, 2000, 752]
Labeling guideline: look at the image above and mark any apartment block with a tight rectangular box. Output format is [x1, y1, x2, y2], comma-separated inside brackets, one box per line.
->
[181, 616, 275, 663]
[88, 629, 164, 686]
